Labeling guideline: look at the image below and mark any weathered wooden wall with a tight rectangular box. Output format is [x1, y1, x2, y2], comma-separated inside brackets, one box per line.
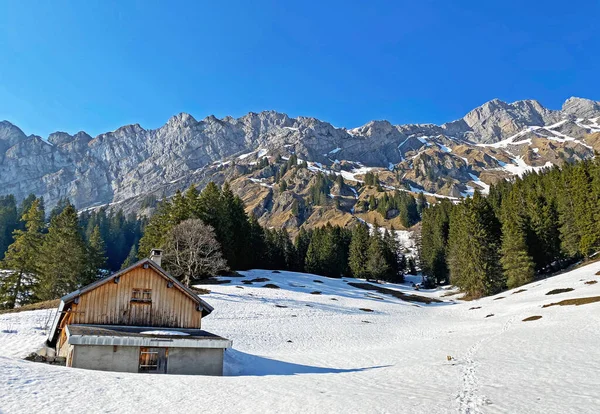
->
[67, 265, 202, 329]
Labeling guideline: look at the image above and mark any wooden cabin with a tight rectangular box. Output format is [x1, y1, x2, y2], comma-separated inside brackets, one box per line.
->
[47, 250, 231, 375]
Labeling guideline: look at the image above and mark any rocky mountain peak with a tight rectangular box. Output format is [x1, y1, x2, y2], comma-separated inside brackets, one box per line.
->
[459, 98, 559, 144]
[48, 131, 74, 146]
[0, 121, 28, 152]
[562, 97, 600, 119]
[0, 121, 27, 141]
[1, 96, 600, 214]
[350, 120, 397, 138]
[115, 123, 145, 135]
[168, 113, 197, 128]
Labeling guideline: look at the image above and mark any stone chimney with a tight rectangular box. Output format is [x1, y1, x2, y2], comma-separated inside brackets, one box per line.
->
[149, 249, 163, 267]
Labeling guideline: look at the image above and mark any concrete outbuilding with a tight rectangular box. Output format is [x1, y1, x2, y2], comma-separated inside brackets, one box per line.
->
[47, 251, 232, 375]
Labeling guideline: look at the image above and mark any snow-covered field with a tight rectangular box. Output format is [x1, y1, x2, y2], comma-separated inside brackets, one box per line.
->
[2, 264, 600, 413]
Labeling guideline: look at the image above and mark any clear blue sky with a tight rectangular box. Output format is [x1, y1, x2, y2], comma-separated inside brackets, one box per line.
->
[1, 0, 598, 138]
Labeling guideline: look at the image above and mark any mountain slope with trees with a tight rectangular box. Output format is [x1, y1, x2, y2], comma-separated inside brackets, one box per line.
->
[420, 157, 600, 298]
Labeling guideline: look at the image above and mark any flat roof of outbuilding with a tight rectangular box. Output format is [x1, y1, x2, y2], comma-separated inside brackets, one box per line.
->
[66, 324, 232, 349]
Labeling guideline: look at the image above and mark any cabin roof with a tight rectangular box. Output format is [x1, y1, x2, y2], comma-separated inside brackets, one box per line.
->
[65, 324, 232, 349]
[46, 258, 214, 345]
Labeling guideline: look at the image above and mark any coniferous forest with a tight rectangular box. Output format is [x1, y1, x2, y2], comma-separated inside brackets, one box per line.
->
[420, 158, 600, 299]
[6, 156, 600, 308]
[138, 182, 411, 283]
[0, 196, 143, 309]
[0, 181, 412, 309]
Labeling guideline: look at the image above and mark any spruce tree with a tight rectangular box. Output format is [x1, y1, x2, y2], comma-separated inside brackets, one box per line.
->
[83, 225, 107, 285]
[295, 227, 311, 272]
[138, 198, 173, 257]
[416, 192, 427, 216]
[37, 203, 88, 300]
[195, 182, 223, 229]
[121, 243, 139, 269]
[248, 215, 266, 269]
[500, 193, 535, 288]
[0, 195, 18, 260]
[420, 199, 452, 284]
[448, 193, 504, 298]
[383, 227, 402, 282]
[556, 164, 581, 257]
[349, 223, 370, 278]
[0, 199, 45, 308]
[366, 231, 389, 280]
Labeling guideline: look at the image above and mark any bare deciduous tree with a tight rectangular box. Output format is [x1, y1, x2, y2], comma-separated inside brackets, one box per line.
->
[163, 219, 229, 286]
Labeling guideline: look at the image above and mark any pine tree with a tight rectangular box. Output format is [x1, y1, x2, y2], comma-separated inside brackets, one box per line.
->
[37, 203, 88, 300]
[0, 199, 45, 308]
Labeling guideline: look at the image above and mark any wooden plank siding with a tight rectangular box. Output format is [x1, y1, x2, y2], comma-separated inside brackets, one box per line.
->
[68, 265, 202, 329]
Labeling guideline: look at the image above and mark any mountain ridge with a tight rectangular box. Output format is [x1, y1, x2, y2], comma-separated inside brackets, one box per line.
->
[3, 96, 599, 144]
[1, 96, 600, 232]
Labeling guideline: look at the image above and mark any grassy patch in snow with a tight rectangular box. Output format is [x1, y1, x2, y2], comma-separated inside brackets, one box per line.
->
[546, 288, 574, 295]
[0, 299, 60, 315]
[585, 280, 598, 285]
[512, 289, 527, 294]
[222, 270, 244, 277]
[190, 287, 211, 295]
[441, 290, 460, 297]
[347, 282, 442, 304]
[263, 283, 280, 289]
[542, 296, 600, 308]
[523, 315, 542, 322]
[194, 278, 231, 285]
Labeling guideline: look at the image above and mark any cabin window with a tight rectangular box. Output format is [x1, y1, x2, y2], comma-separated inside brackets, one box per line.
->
[139, 347, 168, 373]
[131, 288, 152, 303]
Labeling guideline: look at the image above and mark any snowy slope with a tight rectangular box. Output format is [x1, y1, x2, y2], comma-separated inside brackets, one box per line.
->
[2, 265, 600, 413]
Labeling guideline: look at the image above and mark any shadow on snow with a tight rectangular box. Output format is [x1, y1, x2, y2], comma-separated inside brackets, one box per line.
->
[225, 349, 390, 377]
